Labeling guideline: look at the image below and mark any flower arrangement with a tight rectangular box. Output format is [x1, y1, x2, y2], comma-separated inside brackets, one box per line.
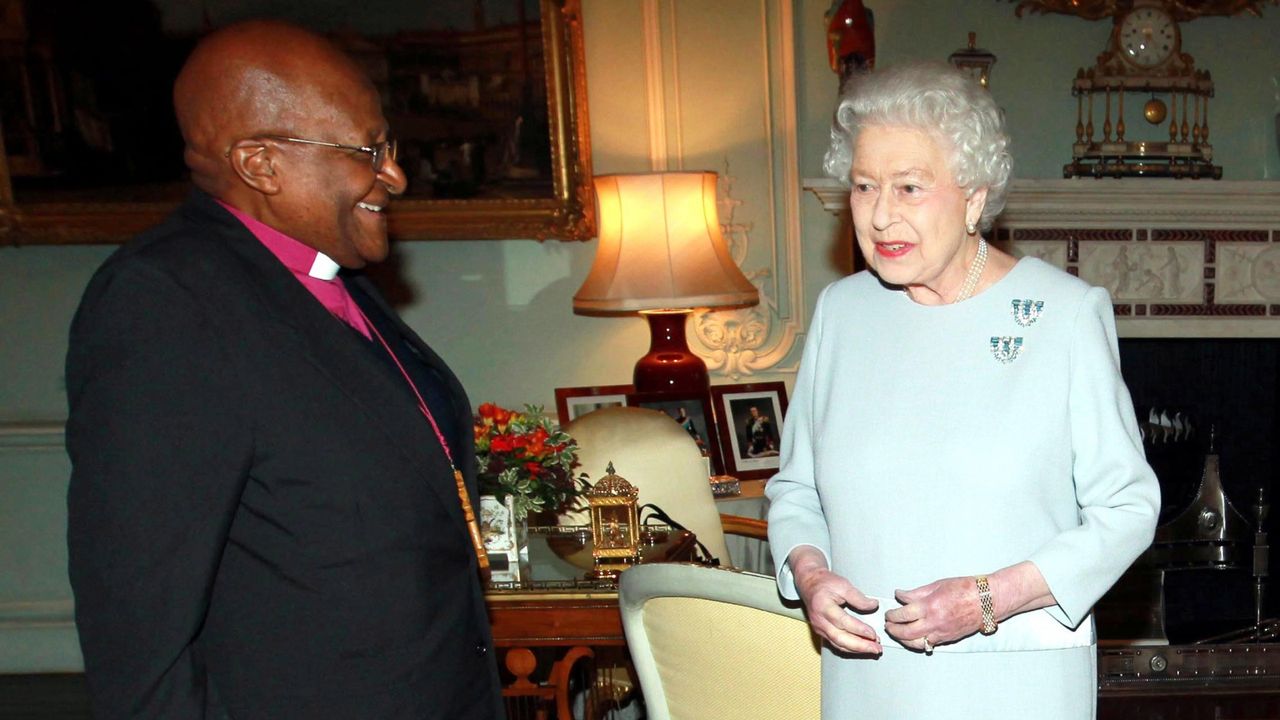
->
[474, 403, 586, 521]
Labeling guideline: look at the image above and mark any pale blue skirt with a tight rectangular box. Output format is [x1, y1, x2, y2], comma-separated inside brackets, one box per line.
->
[821, 644, 1096, 719]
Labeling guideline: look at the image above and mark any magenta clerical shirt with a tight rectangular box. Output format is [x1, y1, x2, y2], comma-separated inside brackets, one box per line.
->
[217, 200, 371, 340]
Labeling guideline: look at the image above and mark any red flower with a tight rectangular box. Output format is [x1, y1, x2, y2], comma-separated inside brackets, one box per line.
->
[473, 402, 585, 516]
[477, 403, 514, 431]
[524, 427, 550, 457]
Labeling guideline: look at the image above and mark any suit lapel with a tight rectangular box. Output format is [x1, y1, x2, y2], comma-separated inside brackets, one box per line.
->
[192, 196, 470, 532]
[349, 275, 480, 495]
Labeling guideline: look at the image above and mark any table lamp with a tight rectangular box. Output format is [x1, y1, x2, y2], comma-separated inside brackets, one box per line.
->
[573, 172, 758, 394]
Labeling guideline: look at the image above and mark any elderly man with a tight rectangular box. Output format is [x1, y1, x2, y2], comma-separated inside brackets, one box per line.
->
[65, 21, 502, 719]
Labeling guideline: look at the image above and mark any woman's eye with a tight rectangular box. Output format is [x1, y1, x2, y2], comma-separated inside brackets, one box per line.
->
[853, 183, 875, 194]
[899, 184, 921, 195]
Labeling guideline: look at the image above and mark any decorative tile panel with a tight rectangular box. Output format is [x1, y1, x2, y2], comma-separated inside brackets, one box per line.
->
[1216, 242, 1280, 304]
[1008, 240, 1069, 270]
[1078, 242, 1205, 304]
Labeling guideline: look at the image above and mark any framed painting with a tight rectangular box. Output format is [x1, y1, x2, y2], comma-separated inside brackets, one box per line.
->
[553, 384, 632, 426]
[625, 390, 724, 477]
[710, 382, 788, 480]
[0, 0, 594, 244]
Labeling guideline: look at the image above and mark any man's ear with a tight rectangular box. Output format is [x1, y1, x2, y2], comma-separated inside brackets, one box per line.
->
[227, 140, 282, 195]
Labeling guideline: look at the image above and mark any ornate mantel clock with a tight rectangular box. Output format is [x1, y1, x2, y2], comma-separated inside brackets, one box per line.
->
[1009, 0, 1278, 178]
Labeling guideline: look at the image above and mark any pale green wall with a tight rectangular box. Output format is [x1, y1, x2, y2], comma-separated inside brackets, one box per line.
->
[2, 0, 1278, 672]
[3, 0, 1279, 418]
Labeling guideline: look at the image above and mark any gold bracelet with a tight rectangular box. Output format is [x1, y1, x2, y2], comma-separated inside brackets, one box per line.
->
[976, 575, 997, 635]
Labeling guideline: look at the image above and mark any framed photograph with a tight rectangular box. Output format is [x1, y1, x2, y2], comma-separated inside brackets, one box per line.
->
[479, 494, 521, 581]
[553, 384, 633, 426]
[0, 0, 593, 244]
[625, 391, 723, 476]
[710, 382, 788, 480]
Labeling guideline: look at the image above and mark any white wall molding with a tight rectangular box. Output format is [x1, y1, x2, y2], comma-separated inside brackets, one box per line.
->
[0, 599, 75, 625]
[0, 421, 66, 451]
[641, 0, 667, 170]
[675, 0, 804, 378]
[0, 599, 82, 672]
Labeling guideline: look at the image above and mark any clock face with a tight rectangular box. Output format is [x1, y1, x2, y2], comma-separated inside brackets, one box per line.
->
[1118, 7, 1178, 69]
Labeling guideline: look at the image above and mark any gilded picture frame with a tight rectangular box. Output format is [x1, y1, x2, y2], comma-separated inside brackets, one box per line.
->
[0, 0, 594, 245]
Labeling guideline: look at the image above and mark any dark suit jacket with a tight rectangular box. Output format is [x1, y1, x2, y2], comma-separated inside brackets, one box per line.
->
[66, 191, 502, 719]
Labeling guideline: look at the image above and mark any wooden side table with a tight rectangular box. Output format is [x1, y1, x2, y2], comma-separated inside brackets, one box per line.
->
[485, 527, 697, 719]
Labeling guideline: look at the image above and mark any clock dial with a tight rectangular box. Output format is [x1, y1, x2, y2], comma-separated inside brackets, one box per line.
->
[1118, 7, 1177, 68]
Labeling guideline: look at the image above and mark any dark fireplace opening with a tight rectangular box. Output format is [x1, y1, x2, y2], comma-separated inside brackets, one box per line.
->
[1120, 339, 1277, 514]
[1117, 338, 1278, 641]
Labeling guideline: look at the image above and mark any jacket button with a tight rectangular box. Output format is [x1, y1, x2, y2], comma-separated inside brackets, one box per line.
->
[475, 642, 487, 656]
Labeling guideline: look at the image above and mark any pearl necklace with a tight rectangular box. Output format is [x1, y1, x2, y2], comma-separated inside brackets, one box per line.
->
[952, 237, 988, 304]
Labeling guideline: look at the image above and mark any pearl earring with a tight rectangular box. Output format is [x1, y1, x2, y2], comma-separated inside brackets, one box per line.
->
[966, 221, 977, 235]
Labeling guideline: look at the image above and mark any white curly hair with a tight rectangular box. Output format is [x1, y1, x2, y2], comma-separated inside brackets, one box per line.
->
[823, 61, 1012, 232]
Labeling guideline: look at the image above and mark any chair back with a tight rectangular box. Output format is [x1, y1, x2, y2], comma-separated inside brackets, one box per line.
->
[619, 563, 822, 720]
[563, 406, 730, 564]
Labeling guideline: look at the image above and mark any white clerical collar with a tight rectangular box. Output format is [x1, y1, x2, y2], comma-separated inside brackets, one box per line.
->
[308, 252, 341, 280]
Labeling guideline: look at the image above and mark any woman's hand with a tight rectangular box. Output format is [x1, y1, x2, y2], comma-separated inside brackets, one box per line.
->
[789, 546, 882, 655]
[885, 562, 1056, 652]
[883, 577, 982, 652]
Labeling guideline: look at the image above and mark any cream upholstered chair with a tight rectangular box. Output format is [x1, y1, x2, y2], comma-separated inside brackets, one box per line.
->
[619, 563, 822, 720]
[563, 406, 762, 566]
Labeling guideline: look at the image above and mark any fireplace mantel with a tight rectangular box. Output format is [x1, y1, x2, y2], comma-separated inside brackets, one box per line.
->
[803, 178, 1280, 338]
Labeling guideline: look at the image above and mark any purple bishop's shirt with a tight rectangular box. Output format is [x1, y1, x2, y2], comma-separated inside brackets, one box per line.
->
[216, 199, 372, 340]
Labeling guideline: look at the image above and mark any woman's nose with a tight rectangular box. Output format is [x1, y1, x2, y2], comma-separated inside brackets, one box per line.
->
[871, 189, 895, 230]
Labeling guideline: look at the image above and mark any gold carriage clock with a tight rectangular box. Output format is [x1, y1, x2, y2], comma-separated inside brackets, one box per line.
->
[1008, 0, 1277, 179]
[586, 462, 641, 579]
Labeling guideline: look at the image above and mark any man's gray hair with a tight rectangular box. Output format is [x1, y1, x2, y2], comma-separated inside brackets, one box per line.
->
[823, 61, 1012, 232]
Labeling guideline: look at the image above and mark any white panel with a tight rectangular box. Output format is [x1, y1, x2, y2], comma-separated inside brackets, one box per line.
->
[645, 0, 804, 378]
[0, 423, 83, 672]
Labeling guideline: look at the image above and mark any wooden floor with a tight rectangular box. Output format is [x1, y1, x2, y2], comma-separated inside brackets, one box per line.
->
[0, 674, 91, 720]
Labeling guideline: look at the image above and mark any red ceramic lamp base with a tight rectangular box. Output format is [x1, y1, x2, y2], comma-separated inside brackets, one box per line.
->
[633, 310, 709, 394]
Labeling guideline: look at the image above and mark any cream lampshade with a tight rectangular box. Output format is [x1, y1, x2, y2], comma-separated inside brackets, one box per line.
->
[573, 172, 758, 394]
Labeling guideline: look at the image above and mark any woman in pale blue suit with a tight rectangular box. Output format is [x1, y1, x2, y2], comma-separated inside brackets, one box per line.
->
[766, 62, 1160, 719]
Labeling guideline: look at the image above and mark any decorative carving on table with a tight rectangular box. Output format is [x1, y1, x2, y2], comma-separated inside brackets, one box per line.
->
[485, 527, 696, 720]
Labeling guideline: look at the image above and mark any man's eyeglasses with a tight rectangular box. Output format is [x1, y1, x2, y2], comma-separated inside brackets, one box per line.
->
[261, 135, 398, 172]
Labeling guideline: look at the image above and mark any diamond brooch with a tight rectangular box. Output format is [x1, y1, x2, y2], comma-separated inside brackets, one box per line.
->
[1011, 299, 1044, 327]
